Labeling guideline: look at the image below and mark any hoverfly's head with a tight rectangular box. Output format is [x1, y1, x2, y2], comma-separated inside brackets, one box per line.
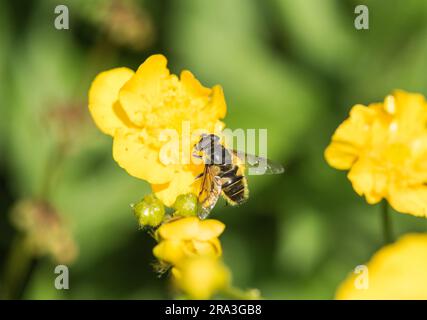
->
[193, 134, 220, 152]
[193, 134, 220, 162]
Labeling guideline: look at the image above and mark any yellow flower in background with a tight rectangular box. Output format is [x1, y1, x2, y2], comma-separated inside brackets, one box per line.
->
[153, 216, 224, 265]
[336, 233, 427, 299]
[88, 54, 227, 206]
[172, 257, 230, 299]
[325, 90, 427, 217]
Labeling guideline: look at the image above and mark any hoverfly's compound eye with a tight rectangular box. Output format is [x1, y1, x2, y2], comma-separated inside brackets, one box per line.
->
[194, 133, 219, 152]
[193, 134, 207, 152]
[202, 134, 219, 145]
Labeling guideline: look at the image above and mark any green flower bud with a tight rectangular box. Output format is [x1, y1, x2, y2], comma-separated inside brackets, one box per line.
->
[132, 194, 165, 228]
[172, 193, 198, 217]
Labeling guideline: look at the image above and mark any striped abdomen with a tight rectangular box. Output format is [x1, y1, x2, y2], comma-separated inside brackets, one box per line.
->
[217, 163, 248, 206]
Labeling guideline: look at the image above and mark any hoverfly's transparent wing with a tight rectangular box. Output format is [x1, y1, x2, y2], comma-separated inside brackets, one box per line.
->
[231, 150, 284, 175]
[197, 166, 222, 219]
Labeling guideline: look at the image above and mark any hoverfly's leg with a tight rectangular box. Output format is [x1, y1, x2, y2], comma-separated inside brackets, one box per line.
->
[194, 172, 204, 180]
[192, 153, 203, 159]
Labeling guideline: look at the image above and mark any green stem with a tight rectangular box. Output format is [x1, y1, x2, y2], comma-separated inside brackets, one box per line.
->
[0, 236, 36, 299]
[39, 144, 66, 200]
[3, 144, 65, 299]
[221, 286, 261, 300]
[381, 200, 393, 244]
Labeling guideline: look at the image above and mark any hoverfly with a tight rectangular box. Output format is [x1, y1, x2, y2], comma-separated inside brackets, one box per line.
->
[193, 133, 284, 219]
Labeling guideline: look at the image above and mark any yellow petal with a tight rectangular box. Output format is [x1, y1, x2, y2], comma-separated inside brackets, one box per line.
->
[88, 67, 135, 136]
[112, 129, 174, 184]
[171, 267, 181, 280]
[392, 90, 427, 138]
[153, 240, 185, 264]
[191, 240, 218, 257]
[196, 220, 226, 241]
[336, 233, 427, 299]
[173, 257, 230, 300]
[157, 217, 199, 240]
[211, 85, 227, 119]
[325, 105, 374, 170]
[324, 142, 358, 170]
[388, 185, 427, 218]
[209, 237, 222, 257]
[119, 54, 170, 126]
[152, 170, 198, 207]
[347, 158, 385, 204]
[180, 70, 211, 97]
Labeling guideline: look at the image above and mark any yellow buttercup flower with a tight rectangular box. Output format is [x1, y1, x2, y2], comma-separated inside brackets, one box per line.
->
[88, 54, 227, 206]
[336, 233, 427, 299]
[325, 90, 427, 217]
[153, 216, 224, 265]
[172, 257, 230, 299]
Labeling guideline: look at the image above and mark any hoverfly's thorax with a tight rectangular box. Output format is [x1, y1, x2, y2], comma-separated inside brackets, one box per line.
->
[205, 145, 232, 165]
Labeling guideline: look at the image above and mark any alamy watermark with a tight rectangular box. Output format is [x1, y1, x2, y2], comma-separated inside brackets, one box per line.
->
[54, 5, 69, 30]
[354, 265, 369, 290]
[54, 265, 69, 290]
[354, 5, 369, 30]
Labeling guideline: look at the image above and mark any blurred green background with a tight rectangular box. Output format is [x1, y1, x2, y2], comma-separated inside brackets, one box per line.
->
[1, 0, 427, 299]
